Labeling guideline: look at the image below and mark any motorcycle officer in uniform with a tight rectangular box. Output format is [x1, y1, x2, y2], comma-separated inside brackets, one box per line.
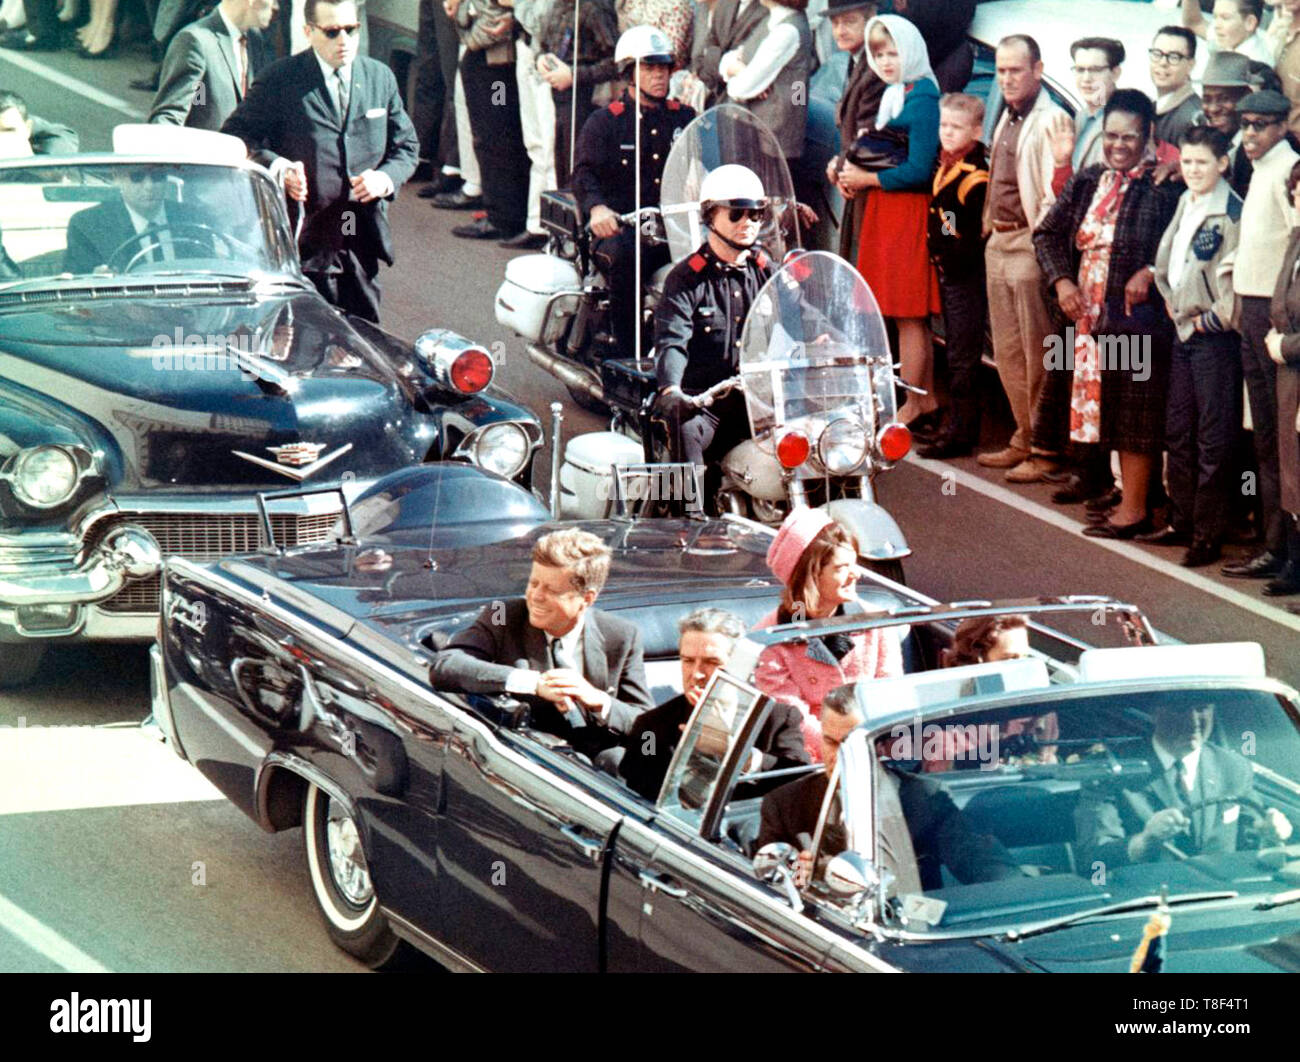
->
[572, 25, 696, 359]
[654, 165, 775, 503]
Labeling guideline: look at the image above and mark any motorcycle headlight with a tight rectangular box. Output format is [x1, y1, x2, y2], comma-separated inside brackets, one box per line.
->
[817, 417, 868, 475]
[466, 423, 531, 480]
[7, 446, 82, 509]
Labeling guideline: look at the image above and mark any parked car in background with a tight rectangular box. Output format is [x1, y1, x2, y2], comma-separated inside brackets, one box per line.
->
[152, 467, 1300, 971]
[0, 130, 542, 687]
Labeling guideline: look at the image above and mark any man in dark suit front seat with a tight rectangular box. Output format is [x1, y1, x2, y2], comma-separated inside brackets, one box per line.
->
[758, 685, 1021, 891]
[63, 168, 204, 275]
[221, 0, 419, 322]
[620, 606, 808, 801]
[429, 528, 654, 757]
[149, 0, 276, 131]
[1075, 702, 1293, 866]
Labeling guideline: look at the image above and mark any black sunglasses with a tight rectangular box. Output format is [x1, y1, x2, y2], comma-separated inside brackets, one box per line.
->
[1240, 117, 1283, 131]
[727, 206, 768, 223]
[311, 22, 361, 38]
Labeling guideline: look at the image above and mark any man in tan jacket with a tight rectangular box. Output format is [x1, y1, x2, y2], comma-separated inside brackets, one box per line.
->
[980, 34, 1066, 482]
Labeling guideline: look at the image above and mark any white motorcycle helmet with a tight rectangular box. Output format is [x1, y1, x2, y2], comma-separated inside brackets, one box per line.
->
[699, 164, 769, 219]
[614, 25, 675, 70]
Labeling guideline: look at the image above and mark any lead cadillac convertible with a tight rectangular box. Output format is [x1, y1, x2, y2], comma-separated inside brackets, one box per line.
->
[0, 129, 541, 686]
[152, 466, 1300, 972]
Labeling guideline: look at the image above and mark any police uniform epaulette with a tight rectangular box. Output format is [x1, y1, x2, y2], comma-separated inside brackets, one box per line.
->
[609, 100, 626, 116]
[667, 99, 681, 110]
[688, 253, 707, 272]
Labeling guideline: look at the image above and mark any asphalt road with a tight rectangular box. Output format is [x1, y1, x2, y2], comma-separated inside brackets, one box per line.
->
[2, 42, 1299, 973]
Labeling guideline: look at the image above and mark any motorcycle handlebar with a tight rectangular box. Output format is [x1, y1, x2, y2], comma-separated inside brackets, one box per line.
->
[685, 376, 741, 409]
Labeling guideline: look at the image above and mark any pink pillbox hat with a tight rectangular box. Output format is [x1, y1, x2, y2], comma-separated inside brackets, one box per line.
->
[766, 508, 836, 584]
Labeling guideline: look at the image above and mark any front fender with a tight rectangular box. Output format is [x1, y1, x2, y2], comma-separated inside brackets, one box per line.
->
[822, 497, 911, 562]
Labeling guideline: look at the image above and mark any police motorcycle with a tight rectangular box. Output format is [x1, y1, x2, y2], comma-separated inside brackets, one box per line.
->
[494, 25, 689, 413]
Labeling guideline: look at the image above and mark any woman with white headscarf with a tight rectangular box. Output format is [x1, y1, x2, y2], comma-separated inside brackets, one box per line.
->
[835, 13, 941, 430]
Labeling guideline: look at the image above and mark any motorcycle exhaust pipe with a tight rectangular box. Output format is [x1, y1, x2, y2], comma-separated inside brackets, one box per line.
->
[525, 343, 605, 406]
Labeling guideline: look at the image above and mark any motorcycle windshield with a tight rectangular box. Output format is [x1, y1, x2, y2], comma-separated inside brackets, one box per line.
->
[660, 104, 798, 263]
[738, 251, 895, 446]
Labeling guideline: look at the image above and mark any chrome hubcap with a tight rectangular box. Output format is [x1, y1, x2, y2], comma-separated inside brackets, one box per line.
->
[325, 799, 373, 907]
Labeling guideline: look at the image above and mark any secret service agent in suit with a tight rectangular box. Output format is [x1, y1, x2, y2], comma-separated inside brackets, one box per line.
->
[149, 0, 276, 131]
[758, 686, 1021, 889]
[63, 169, 207, 275]
[572, 25, 695, 357]
[620, 607, 808, 802]
[1075, 703, 1293, 867]
[429, 528, 654, 757]
[689, 0, 768, 108]
[222, 0, 420, 323]
[654, 164, 774, 487]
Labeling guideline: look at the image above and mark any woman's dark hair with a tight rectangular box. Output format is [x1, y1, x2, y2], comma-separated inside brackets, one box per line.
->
[1287, 159, 1300, 199]
[780, 521, 858, 618]
[944, 614, 1029, 668]
[1179, 123, 1230, 158]
[773, 0, 809, 10]
[1104, 87, 1156, 143]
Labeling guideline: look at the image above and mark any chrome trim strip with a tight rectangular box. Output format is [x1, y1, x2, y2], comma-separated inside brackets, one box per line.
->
[165, 556, 891, 971]
[149, 643, 186, 758]
[383, 910, 487, 972]
[255, 751, 357, 831]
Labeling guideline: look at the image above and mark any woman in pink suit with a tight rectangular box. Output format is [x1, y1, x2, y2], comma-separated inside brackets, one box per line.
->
[752, 508, 902, 762]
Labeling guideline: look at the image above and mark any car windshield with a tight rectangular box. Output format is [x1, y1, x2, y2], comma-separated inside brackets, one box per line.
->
[0, 160, 297, 284]
[837, 685, 1300, 934]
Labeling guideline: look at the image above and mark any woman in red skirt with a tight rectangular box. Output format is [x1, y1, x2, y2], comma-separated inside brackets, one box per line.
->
[836, 14, 941, 429]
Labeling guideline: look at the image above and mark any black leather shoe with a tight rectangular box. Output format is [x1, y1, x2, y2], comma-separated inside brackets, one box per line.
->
[1052, 475, 1108, 505]
[1220, 550, 1284, 579]
[1084, 487, 1122, 513]
[904, 410, 944, 438]
[418, 174, 463, 199]
[1135, 524, 1191, 546]
[1039, 464, 1074, 484]
[432, 189, 484, 210]
[1, 30, 60, 49]
[1262, 564, 1300, 596]
[1082, 516, 1154, 540]
[498, 230, 547, 250]
[453, 217, 504, 239]
[916, 436, 973, 459]
[1181, 539, 1221, 567]
[130, 71, 161, 91]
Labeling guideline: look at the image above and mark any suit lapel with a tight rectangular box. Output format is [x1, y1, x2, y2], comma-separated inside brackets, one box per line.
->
[1197, 749, 1221, 849]
[307, 52, 342, 131]
[341, 60, 360, 125]
[522, 617, 549, 672]
[210, 12, 241, 97]
[582, 612, 609, 694]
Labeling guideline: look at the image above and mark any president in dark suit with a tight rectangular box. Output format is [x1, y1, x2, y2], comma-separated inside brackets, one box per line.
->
[1074, 703, 1291, 867]
[222, 0, 419, 322]
[620, 607, 808, 801]
[149, 0, 276, 131]
[63, 170, 208, 275]
[429, 528, 653, 756]
[757, 686, 1021, 890]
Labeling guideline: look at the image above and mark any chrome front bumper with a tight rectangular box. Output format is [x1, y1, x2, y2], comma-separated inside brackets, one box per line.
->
[0, 525, 162, 610]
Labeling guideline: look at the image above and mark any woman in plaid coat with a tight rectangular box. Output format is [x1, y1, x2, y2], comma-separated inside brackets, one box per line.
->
[1033, 89, 1182, 539]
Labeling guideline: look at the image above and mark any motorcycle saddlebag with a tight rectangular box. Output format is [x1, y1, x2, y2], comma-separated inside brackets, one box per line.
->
[495, 254, 582, 344]
[602, 357, 658, 412]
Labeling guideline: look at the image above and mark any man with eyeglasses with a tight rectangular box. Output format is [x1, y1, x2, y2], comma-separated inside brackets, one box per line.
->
[1049, 37, 1125, 176]
[1223, 89, 1299, 585]
[222, 0, 419, 323]
[653, 164, 774, 499]
[1182, 0, 1275, 64]
[1151, 26, 1202, 148]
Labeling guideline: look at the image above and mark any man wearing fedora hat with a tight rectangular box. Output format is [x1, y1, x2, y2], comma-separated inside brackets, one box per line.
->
[1222, 88, 1300, 585]
[1200, 50, 1260, 195]
[823, 0, 882, 262]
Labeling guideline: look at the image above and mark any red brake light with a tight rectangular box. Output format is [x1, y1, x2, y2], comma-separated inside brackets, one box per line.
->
[877, 423, 912, 462]
[450, 348, 494, 393]
[776, 430, 810, 469]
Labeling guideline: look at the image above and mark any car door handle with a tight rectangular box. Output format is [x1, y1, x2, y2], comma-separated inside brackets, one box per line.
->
[638, 870, 689, 899]
[559, 823, 605, 864]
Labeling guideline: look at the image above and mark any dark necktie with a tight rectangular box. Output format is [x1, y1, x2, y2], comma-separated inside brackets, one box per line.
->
[238, 34, 249, 96]
[549, 638, 586, 728]
[335, 68, 349, 120]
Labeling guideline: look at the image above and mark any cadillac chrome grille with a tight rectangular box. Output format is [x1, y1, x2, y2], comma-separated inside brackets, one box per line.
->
[86, 510, 340, 613]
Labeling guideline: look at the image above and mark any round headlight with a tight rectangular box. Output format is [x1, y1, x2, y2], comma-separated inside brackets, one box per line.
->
[470, 423, 531, 480]
[818, 417, 868, 475]
[11, 446, 80, 508]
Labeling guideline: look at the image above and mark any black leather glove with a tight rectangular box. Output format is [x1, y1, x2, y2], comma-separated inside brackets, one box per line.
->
[656, 385, 691, 420]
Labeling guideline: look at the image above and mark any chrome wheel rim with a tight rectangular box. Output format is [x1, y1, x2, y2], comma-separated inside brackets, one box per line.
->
[325, 798, 373, 907]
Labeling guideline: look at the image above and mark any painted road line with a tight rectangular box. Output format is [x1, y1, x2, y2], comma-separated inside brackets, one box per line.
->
[0, 892, 111, 973]
[906, 454, 1300, 636]
[0, 51, 145, 119]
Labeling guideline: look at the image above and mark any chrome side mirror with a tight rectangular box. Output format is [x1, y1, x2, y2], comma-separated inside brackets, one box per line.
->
[753, 842, 804, 914]
[826, 851, 882, 903]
